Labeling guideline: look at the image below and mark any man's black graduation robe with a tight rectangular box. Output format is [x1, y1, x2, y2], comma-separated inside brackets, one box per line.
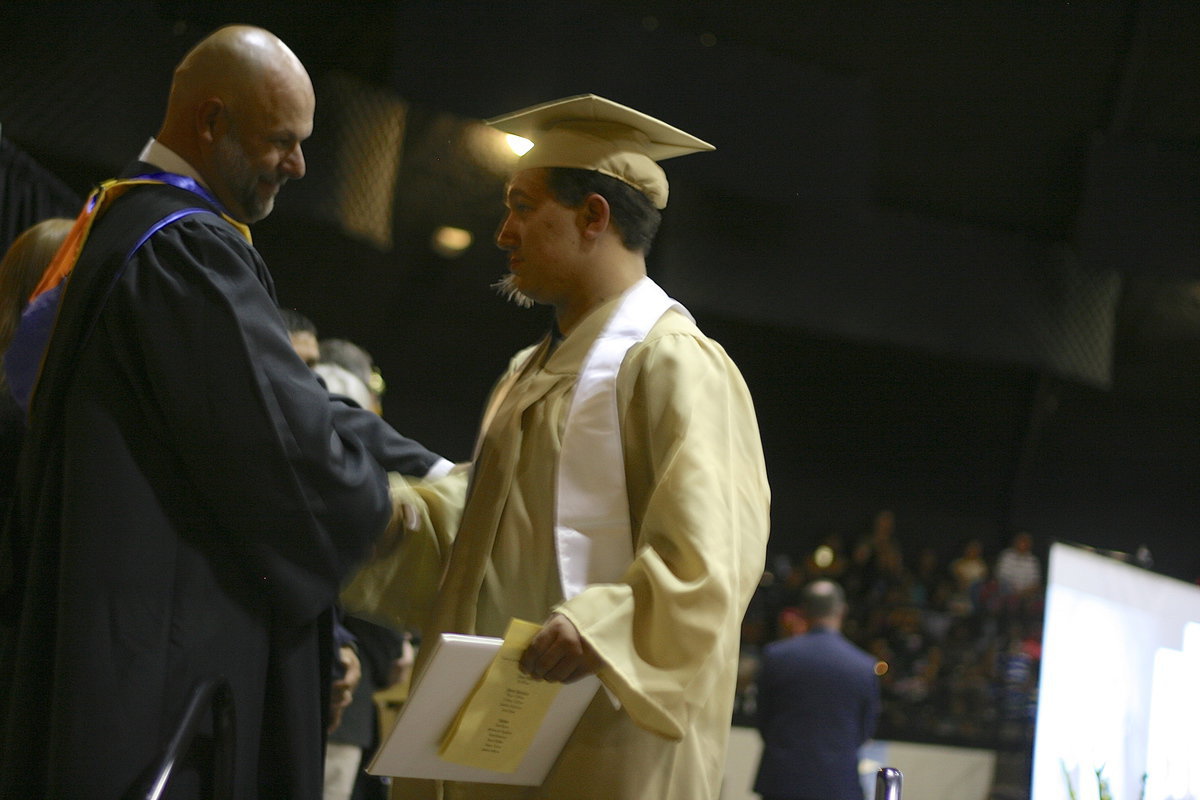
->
[0, 172, 437, 799]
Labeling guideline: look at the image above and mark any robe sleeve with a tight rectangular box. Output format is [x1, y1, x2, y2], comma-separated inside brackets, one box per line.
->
[113, 218, 419, 620]
[555, 326, 771, 739]
[326, 395, 448, 476]
[340, 470, 468, 630]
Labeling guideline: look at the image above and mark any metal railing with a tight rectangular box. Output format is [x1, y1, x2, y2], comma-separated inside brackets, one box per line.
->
[125, 676, 236, 800]
[875, 766, 904, 800]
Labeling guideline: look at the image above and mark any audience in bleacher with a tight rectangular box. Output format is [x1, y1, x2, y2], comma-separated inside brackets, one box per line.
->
[737, 512, 1043, 750]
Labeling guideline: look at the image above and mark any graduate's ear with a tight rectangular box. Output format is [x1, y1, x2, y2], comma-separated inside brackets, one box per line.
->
[579, 193, 611, 241]
[196, 98, 226, 145]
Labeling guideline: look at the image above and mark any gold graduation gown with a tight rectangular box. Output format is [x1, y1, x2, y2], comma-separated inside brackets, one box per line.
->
[344, 295, 770, 800]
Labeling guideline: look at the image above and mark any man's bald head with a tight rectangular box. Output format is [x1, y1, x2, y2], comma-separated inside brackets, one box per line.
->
[158, 25, 314, 222]
[800, 580, 848, 629]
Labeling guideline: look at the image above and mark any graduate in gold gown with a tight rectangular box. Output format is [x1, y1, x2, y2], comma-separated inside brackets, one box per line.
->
[345, 95, 771, 800]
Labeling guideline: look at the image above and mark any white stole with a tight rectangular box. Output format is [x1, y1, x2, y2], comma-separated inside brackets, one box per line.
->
[554, 277, 693, 600]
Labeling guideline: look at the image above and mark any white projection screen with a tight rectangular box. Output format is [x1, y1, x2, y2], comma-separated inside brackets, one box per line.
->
[1032, 542, 1200, 800]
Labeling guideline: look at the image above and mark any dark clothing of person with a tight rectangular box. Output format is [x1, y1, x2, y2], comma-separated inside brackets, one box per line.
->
[754, 627, 881, 800]
[332, 616, 406, 751]
[0, 167, 440, 800]
[0, 387, 22, 638]
[330, 618, 408, 800]
[0, 386, 21, 518]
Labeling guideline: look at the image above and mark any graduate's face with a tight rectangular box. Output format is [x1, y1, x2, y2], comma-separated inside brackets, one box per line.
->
[494, 169, 584, 306]
[210, 71, 313, 223]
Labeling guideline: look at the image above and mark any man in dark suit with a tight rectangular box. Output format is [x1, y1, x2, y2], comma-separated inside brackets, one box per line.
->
[753, 580, 881, 800]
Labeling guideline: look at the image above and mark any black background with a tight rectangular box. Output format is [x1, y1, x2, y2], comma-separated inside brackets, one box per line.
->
[2, 0, 1196, 582]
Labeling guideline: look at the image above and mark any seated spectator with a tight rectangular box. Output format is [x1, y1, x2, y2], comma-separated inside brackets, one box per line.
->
[995, 531, 1043, 623]
[846, 509, 907, 605]
[995, 532, 1040, 596]
[950, 539, 989, 592]
[948, 538, 989, 616]
[908, 545, 946, 608]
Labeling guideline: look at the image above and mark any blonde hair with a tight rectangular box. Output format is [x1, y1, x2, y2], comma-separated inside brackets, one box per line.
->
[0, 218, 73, 358]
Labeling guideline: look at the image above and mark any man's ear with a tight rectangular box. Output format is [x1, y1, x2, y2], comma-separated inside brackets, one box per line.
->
[579, 193, 611, 241]
[197, 98, 225, 145]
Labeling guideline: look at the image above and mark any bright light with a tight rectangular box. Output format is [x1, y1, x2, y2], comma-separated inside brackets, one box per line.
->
[1032, 544, 1200, 800]
[813, 545, 834, 568]
[506, 134, 534, 156]
[431, 226, 473, 258]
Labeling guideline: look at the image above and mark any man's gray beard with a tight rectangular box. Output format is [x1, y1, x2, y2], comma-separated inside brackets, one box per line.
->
[491, 274, 534, 309]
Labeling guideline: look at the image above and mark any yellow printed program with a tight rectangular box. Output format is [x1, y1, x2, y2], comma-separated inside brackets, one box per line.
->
[438, 618, 564, 772]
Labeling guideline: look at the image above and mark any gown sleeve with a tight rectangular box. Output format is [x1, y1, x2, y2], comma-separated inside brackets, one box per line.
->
[339, 346, 533, 631]
[340, 470, 468, 631]
[555, 326, 771, 739]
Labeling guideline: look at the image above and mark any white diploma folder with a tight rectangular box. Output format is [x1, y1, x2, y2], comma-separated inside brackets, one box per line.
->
[367, 632, 601, 786]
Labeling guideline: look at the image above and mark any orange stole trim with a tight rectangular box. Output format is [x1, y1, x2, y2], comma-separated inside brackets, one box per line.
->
[28, 178, 251, 303]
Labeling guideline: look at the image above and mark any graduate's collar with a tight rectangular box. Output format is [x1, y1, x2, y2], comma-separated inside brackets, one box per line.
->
[540, 294, 625, 372]
[545, 321, 566, 356]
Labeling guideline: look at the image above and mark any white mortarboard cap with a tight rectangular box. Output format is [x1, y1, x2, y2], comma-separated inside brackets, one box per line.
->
[485, 94, 714, 209]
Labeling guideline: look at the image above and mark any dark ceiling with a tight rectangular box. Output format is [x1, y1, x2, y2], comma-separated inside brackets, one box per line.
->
[1, 1, 1197, 579]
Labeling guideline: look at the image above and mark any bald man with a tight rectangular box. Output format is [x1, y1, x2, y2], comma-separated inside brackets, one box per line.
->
[753, 581, 881, 800]
[0, 25, 446, 799]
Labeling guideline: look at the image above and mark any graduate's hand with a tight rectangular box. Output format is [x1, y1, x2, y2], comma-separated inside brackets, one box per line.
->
[385, 633, 416, 688]
[373, 479, 422, 558]
[519, 613, 604, 683]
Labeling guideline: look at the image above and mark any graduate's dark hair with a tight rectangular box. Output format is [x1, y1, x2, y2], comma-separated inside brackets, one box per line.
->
[544, 167, 662, 255]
